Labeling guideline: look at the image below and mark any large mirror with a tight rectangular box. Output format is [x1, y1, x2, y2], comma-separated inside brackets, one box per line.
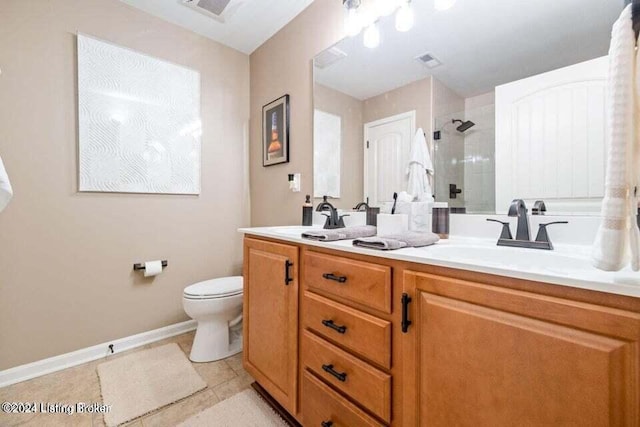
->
[313, 0, 621, 215]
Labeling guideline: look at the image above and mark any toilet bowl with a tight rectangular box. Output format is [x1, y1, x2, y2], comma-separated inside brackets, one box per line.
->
[183, 276, 243, 362]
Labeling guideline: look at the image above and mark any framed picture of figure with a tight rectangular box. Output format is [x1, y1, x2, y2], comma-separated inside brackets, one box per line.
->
[262, 94, 290, 166]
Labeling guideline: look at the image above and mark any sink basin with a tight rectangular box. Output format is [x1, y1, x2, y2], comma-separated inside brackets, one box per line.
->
[265, 226, 320, 236]
[425, 244, 591, 274]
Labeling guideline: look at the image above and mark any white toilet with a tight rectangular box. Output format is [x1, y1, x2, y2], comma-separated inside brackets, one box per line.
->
[182, 276, 244, 363]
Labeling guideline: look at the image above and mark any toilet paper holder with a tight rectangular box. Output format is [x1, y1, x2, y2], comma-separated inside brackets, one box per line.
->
[133, 260, 168, 271]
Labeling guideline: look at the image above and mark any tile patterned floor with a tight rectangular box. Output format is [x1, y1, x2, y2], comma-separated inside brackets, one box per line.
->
[0, 331, 254, 427]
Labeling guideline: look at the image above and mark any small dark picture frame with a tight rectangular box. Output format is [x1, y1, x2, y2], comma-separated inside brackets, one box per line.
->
[262, 94, 290, 166]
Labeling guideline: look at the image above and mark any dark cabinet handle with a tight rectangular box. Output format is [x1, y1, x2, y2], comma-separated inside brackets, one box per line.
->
[284, 260, 293, 285]
[322, 273, 347, 283]
[322, 319, 347, 334]
[321, 421, 333, 427]
[322, 364, 347, 382]
[401, 293, 412, 333]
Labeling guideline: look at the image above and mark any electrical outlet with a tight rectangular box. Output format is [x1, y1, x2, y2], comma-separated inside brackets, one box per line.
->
[288, 173, 301, 192]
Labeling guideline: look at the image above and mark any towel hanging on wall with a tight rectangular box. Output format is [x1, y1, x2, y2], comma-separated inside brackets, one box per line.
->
[0, 155, 13, 213]
[592, 4, 640, 271]
[406, 128, 433, 201]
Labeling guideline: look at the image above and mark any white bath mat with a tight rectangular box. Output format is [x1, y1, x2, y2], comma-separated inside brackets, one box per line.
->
[97, 343, 206, 426]
[177, 389, 288, 427]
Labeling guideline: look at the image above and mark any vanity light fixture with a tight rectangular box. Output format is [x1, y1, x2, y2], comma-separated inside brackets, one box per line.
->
[434, 0, 456, 11]
[344, 0, 413, 47]
[344, 0, 363, 37]
[395, 0, 414, 32]
[363, 21, 381, 48]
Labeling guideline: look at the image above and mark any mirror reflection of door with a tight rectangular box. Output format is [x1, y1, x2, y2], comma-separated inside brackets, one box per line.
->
[313, 1, 619, 215]
[364, 111, 415, 207]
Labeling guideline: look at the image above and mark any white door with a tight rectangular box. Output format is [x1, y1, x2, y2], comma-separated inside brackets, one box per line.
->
[364, 111, 416, 207]
[495, 56, 607, 214]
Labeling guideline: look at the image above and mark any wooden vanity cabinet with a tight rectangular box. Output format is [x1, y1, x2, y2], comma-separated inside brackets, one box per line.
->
[300, 249, 396, 426]
[243, 235, 640, 426]
[242, 238, 299, 415]
[402, 271, 640, 426]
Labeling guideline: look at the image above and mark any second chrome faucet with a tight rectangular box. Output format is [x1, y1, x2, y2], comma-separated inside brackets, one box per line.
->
[316, 196, 347, 229]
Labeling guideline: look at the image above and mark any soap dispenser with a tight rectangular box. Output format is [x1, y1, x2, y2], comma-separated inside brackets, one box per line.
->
[302, 195, 313, 226]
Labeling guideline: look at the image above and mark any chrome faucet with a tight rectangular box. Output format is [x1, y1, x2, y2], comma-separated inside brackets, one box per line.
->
[487, 199, 568, 250]
[353, 202, 369, 211]
[508, 199, 530, 241]
[354, 201, 379, 226]
[532, 200, 546, 215]
[316, 196, 347, 229]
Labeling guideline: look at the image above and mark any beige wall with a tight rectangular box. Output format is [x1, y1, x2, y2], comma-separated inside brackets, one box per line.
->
[314, 84, 364, 209]
[432, 77, 465, 120]
[249, 0, 344, 226]
[363, 77, 433, 138]
[0, 0, 250, 369]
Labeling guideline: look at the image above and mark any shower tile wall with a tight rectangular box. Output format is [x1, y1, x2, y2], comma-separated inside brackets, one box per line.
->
[433, 78, 465, 209]
[464, 92, 495, 213]
[434, 121, 466, 209]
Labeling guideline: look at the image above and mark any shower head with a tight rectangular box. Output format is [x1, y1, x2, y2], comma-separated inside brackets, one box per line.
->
[452, 119, 475, 132]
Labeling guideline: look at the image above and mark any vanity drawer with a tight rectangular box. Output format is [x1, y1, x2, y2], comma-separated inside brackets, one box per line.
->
[302, 370, 385, 427]
[302, 330, 392, 423]
[304, 251, 392, 313]
[303, 291, 391, 369]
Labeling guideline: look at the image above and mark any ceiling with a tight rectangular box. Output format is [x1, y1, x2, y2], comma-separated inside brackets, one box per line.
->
[120, 0, 314, 54]
[314, 0, 622, 100]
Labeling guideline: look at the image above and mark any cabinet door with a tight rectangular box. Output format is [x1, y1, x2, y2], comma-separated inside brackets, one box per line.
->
[402, 271, 640, 427]
[243, 238, 299, 414]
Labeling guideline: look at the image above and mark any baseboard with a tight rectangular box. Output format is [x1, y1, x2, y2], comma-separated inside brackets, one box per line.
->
[0, 320, 196, 388]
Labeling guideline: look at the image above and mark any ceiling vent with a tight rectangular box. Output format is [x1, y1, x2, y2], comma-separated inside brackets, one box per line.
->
[314, 47, 348, 69]
[181, 0, 242, 23]
[415, 52, 442, 69]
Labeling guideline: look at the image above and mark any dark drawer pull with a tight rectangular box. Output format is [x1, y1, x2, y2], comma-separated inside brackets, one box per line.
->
[322, 364, 347, 382]
[322, 319, 347, 334]
[322, 273, 347, 283]
[321, 421, 333, 427]
[284, 260, 293, 285]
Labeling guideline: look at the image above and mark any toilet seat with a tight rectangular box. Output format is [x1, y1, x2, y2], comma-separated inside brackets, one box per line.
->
[183, 276, 243, 300]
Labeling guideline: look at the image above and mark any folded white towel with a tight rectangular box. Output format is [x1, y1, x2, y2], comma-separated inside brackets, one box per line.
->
[593, 4, 638, 271]
[406, 128, 433, 201]
[0, 155, 12, 213]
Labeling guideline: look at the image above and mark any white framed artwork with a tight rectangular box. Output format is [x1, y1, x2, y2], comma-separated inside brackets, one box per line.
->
[77, 34, 201, 194]
[313, 109, 341, 198]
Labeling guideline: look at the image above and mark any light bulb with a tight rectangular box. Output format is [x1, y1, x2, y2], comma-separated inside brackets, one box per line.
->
[358, 6, 375, 28]
[434, 0, 456, 11]
[345, 8, 363, 37]
[395, 2, 414, 32]
[363, 22, 381, 49]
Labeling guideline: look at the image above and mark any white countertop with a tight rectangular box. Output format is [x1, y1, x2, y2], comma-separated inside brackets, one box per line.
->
[239, 226, 640, 299]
